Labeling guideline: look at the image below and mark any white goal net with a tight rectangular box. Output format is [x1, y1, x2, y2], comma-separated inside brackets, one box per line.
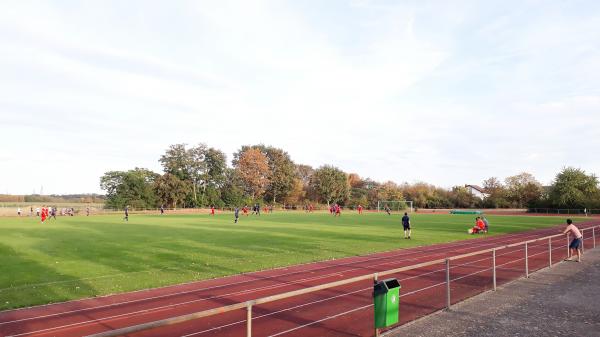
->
[376, 200, 413, 213]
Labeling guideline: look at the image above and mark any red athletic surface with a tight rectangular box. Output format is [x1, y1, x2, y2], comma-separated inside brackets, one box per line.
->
[1, 221, 598, 337]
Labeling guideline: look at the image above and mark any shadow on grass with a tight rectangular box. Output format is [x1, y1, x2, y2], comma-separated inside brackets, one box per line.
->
[0, 243, 95, 312]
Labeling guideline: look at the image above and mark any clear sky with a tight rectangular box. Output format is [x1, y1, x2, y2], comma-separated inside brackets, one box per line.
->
[1, 0, 599, 195]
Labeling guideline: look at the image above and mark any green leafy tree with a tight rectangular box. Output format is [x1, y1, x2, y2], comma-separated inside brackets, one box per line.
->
[450, 185, 476, 208]
[295, 164, 314, 187]
[200, 147, 227, 206]
[310, 165, 350, 205]
[159, 143, 205, 205]
[154, 173, 190, 209]
[159, 143, 227, 207]
[283, 178, 306, 205]
[264, 148, 295, 203]
[159, 144, 192, 181]
[504, 172, 542, 208]
[482, 177, 509, 208]
[100, 168, 158, 209]
[221, 168, 249, 206]
[204, 147, 227, 187]
[549, 167, 600, 208]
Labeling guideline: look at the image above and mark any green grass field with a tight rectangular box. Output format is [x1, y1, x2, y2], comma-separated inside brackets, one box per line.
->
[0, 212, 583, 311]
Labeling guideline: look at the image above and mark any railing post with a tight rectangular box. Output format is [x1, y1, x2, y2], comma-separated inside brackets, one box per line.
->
[525, 243, 529, 278]
[548, 238, 552, 268]
[445, 259, 451, 310]
[581, 230, 585, 253]
[374, 273, 379, 337]
[492, 249, 497, 291]
[567, 233, 570, 258]
[247, 302, 253, 337]
[593, 227, 596, 249]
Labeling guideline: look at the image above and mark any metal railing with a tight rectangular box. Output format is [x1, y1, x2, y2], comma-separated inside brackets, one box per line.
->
[86, 225, 599, 337]
[528, 208, 600, 215]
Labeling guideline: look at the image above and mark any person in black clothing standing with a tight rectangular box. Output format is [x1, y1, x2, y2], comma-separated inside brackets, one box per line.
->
[402, 212, 411, 239]
[234, 207, 240, 223]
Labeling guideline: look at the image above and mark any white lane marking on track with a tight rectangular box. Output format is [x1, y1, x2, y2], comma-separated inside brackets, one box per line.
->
[178, 240, 568, 336]
[263, 239, 575, 337]
[4, 225, 592, 337]
[4, 228, 574, 337]
[2, 233, 544, 337]
[1, 226, 547, 326]
[5, 220, 595, 317]
[267, 304, 374, 337]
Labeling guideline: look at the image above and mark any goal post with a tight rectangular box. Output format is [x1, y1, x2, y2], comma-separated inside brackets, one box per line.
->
[377, 200, 413, 213]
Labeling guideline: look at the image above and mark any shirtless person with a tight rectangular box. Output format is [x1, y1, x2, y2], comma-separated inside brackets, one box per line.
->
[562, 219, 583, 262]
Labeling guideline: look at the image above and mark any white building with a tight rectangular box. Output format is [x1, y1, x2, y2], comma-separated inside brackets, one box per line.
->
[465, 185, 490, 199]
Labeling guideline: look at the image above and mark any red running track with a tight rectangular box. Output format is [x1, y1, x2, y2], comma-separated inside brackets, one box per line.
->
[1, 221, 598, 337]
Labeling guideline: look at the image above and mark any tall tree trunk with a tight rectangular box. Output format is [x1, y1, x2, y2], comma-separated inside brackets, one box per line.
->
[192, 182, 197, 204]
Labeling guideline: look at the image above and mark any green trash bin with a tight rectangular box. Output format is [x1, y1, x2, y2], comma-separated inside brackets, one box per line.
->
[373, 278, 401, 328]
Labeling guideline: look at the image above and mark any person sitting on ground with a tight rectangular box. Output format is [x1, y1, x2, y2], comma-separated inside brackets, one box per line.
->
[562, 219, 583, 262]
[469, 217, 485, 234]
[482, 216, 489, 233]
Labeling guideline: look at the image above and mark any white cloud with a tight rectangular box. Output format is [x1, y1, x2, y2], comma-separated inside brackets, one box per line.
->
[0, 0, 599, 194]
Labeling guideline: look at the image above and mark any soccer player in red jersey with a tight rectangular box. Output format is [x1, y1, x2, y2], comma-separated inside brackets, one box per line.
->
[40, 206, 48, 223]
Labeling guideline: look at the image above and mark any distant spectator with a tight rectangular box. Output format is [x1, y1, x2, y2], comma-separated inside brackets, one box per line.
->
[17, 208, 21, 216]
[124, 206, 129, 221]
[234, 207, 240, 223]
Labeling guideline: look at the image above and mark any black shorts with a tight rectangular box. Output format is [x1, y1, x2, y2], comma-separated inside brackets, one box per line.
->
[403, 224, 410, 230]
[569, 237, 582, 249]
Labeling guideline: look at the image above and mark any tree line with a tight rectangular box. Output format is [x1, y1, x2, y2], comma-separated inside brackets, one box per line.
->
[99, 143, 600, 210]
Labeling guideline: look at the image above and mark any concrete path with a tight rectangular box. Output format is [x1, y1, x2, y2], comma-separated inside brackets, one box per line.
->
[388, 248, 600, 337]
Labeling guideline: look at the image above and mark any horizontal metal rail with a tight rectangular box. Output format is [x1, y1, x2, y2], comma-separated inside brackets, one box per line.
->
[86, 225, 598, 337]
